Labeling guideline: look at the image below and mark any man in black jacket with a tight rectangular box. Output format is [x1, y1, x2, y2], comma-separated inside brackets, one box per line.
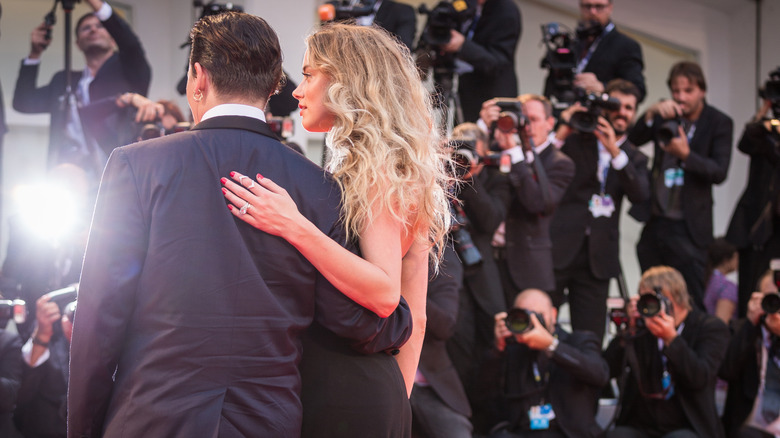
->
[629, 61, 733, 310]
[484, 288, 609, 437]
[550, 79, 649, 342]
[13, 0, 151, 180]
[605, 266, 729, 438]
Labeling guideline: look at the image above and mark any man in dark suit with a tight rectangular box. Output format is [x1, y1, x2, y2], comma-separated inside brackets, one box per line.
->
[629, 61, 733, 310]
[441, 0, 521, 123]
[483, 288, 609, 437]
[545, 0, 645, 103]
[374, 0, 417, 51]
[13, 0, 151, 180]
[411, 244, 473, 438]
[719, 272, 780, 438]
[605, 266, 728, 438]
[550, 79, 650, 341]
[67, 12, 411, 438]
[493, 94, 575, 303]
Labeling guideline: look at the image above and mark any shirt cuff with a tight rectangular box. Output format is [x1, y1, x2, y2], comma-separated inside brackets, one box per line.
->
[23, 58, 42, 66]
[611, 150, 629, 170]
[96, 2, 113, 21]
[476, 118, 489, 135]
[505, 146, 524, 164]
[22, 338, 50, 368]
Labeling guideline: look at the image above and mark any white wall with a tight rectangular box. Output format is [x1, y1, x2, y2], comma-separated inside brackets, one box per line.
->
[0, 0, 778, 284]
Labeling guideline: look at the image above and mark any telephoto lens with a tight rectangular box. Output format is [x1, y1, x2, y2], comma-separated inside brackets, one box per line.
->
[762, 293, 780, 314]
[505, 308, 545, 334]
[637, 293, 664, 317]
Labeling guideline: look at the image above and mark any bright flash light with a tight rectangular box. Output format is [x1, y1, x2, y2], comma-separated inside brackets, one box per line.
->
[12, 183, 82, 243]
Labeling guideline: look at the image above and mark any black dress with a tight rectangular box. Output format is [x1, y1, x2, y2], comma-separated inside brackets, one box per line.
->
[300, 322, 411, 437]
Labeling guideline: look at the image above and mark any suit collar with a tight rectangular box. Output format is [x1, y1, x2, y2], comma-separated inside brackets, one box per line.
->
[192, 116, 280, 141]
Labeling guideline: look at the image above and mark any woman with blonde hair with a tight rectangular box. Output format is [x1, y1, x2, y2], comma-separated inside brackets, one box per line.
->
[222, 22, 451, 436]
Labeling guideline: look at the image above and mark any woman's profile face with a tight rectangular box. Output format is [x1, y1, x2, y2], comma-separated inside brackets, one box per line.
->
[292, 51, 335, 133]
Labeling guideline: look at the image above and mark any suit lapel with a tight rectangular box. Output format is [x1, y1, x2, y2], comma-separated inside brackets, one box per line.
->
[192, 116, 280, 141]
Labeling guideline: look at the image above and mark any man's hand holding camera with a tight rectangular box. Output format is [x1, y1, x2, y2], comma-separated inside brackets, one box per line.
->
[573, 72, 604, 95]
[29, 22, 53, 60]
[645, 100, 691, 161]
[748, 291, 780, 335]
[643, 307, 678, 346]
[442, 29, 466, 53]
[494, 311, 555, 352]
[32, 294, 61, 348]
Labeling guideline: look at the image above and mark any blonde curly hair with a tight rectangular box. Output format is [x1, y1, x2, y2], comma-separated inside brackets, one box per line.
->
[305, 23, 452, 265]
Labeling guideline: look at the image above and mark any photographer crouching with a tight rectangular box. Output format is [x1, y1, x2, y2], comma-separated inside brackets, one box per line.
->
[604, 266, 729, 438]
[481, 288, 609, 438]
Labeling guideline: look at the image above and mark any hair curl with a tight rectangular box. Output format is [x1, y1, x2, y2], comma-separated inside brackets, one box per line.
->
[305, 23, 452, 265]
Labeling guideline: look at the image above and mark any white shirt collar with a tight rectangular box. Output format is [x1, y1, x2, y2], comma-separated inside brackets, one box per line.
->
[201, 104, 267, 123]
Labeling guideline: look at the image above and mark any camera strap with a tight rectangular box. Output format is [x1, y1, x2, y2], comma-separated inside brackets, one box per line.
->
[575, 22, 615, 74]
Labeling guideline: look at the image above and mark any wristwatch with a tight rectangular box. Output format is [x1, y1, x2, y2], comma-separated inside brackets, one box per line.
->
[546, 337, 559, 354]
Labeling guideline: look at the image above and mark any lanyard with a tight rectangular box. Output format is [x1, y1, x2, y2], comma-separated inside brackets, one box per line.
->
[575, 22, 615, 74]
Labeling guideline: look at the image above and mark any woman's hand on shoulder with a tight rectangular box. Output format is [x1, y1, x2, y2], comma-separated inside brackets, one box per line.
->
[221, 171, 306, 240]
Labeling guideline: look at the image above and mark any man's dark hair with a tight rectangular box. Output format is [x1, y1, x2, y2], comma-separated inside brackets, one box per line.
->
[667, 61, 707, 92]
[75, 12, 96, 37]
[605, 78, 641, 102]
[189, 11, 283, 103]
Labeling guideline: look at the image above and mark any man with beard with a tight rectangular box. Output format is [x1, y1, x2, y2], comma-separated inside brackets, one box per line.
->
[544, 0, 645, 103]
[549, 79, 650, 342]
[628, 61, 733, 310]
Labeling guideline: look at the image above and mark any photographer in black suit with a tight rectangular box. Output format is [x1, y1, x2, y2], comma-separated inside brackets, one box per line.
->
[550, 79, 649, 342]
[629, 62, 733, 310]
[482, 288, 609, 437]
[726, 78, 780, 317]
[605, 266, 729, 438]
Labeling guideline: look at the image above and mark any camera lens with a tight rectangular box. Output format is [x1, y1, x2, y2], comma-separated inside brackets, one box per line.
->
[656, 119, 680, 146]
[496, 112, 518, 133]
[637, 294, 662, 317]
[505, 308, 533, 334]
[762, 293, 780, 314]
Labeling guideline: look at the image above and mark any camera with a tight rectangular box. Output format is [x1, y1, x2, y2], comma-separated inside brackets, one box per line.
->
[656, 116, 683, 146]
[569, 89, 621, 133]
[415, 0, 475, 76]
[505, 308, 545, 334]
[318, 0, 376, 22]
[449, 139, 503, 179]
[194, 1, 243, 19]
[760, 67, 780, 115]
[492, 98, 528, 133]
[139, 122, 192, 141]
[637, 287, 674, 319]
[267, 116, 294, 140]
[0, 299, 27, 326]
[763, 293, 780, 314]
[46, 284, 78, 313]
[449, 200, 482, 270]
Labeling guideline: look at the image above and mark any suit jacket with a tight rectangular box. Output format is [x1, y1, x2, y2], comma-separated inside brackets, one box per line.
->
[486, 328, 609, 437]
[457, 0, 521, 122]
[605, 309, 729, 438]
[505, 145, 575, 292]
[0, 330, 22, 438]
[551, 135, 649, 279]
[629, 103, 734, 248]
[12, 11, 151, 168]
[719, 318, 766, 438]
[374, 0, 417, 52]
[67, 115, 413, 438]
[14, 335, 70, 438]
[418, 244, 472, 417]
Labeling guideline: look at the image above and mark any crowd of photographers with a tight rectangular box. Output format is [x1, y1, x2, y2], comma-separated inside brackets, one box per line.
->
[0, 0, 779, 437]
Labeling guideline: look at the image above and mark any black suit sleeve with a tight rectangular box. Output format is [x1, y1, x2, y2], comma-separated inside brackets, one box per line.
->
[718, 318, 759, 381]
[0, 332, 22, 414]
[612, 37, 646, 102]
[663, 314, 729, 391]
[553, 331, 610, 387]
[461, 172, 510, 235]
[683, 112, 733, 185]
[627, 114, 654, 147]
[102, 11, 151, 96]
[458, 2, 521, 78]
[618, 145, 650, 204]
[425, 245, 462, 341]
[68, 149, 148, 438]
[507, 153, 575, 214]
[12, 62, 59, 114]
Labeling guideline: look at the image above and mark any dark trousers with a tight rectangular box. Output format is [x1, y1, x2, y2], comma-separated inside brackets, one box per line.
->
[410, 385, 473, 438]
[636, 217, 706, 310]
[552, 239, 610, 342]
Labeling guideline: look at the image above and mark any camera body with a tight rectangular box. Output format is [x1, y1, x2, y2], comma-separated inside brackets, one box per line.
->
[194, 1, 243, 19]
[759, 66, 780, 117]
[0, 299, 27, 326]
[493, 98, 528, 133]
[505, 308, 546, 334]
[47, 285, 78, 313]
[449, 200, 483, 270]
[656, 116, 684, 146]
[569, 90, 621, 133]
[637, 287, 675, 319]
[540, 20, 604, 107]
[418, 0, 474, 48]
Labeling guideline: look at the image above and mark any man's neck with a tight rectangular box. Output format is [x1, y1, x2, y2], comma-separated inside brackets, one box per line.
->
[685, 101, 705, 122]
[84, 50, 113, 76]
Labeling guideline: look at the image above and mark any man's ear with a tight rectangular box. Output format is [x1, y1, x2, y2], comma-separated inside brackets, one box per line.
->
[192, 62, 210, 94]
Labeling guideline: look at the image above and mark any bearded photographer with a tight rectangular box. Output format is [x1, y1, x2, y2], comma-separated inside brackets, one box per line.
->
[719, 269, 780, 438]
[480, 288, 609, 437]
[726, 77, 780, 317]
[549, 79, 649, 343]
[604, 265, 729, 438]
[628, 61, 733, 311]
[440, 0, 521, 123]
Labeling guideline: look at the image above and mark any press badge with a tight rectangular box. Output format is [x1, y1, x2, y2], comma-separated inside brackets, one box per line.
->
[664, 168, 684, 188]
[529, 403, 556, 430]
[589, 193, 615, 218]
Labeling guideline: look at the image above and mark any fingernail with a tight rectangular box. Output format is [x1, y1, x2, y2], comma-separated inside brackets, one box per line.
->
[228, 204, 233, 211]
[257, 173, 264, 180]
[222, 188, 227, 195]
[220, 177, 227, 184]
[230, 171, 235, 178]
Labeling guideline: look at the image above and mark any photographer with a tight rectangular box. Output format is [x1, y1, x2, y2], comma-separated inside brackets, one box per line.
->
[481, 288, 608, 437]
[544, 0, 645, 103]
[445, 123, 511, 430]
[726, 71, 780, 317]
[720, 269, 780, 438]
[439, 0, 521, 123]
[604, 266, 729, 438]
[13, 0, 151, 180]
[549, 79, 649, 342]
[14, 290, 76, 438]
[629, 61, 733, 311]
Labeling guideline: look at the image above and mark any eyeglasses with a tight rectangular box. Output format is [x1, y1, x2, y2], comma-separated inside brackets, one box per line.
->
[580, 3, 610, 12]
